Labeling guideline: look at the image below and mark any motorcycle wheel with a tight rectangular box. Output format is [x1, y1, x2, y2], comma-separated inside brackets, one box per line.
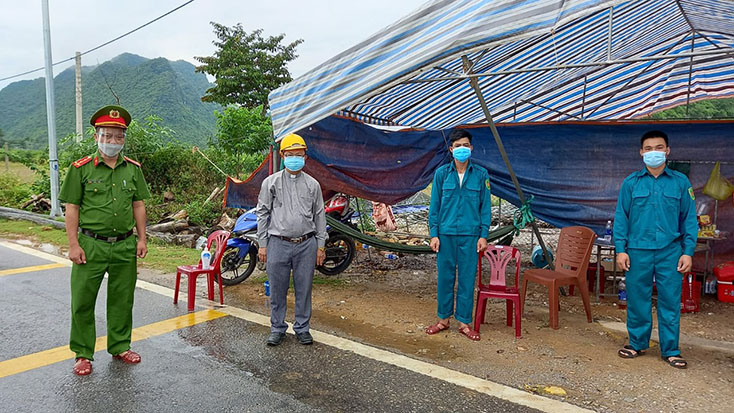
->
[317, 233, 355, 276]
[216, 245, 257, 285]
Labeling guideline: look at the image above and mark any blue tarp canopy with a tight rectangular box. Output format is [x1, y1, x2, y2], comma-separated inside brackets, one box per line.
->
[227, 0, 734, 258]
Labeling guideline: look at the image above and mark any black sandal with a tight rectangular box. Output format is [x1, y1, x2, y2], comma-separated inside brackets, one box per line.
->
[663, 356, 688, 369]
[618, 345, 646, 359]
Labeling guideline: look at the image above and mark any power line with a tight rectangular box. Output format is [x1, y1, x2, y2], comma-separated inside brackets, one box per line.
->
[0, 0, 195, 83]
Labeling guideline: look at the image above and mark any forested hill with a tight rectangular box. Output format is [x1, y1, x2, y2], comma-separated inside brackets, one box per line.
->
[0, 53, 220, 148]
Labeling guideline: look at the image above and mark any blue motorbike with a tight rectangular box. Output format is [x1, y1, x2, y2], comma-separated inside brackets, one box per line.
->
[217, 208, 259, 285]
[216, 204, 356, 286]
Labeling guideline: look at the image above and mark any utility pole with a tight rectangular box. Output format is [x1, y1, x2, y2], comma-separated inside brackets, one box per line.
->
[41, 0, 61, 217]
[75, 51, 83, 142]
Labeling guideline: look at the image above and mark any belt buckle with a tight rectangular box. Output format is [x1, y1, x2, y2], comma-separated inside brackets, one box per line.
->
[107, 236, 118, 243]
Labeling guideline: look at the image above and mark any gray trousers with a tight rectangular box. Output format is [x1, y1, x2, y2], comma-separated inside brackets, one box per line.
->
[266, 236, 317, 333]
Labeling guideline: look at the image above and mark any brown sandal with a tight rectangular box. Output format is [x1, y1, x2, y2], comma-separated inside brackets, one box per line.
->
[618, 345, 646, 359]
[113, 350, 141, 364]
[664, 356, 688, 369]
[73, 358, 92, 376]
[458, 325, 480, 341]
[426, 321, 450, 335]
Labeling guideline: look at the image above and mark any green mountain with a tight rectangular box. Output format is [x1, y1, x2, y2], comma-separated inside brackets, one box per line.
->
[0, 53, 221, 149]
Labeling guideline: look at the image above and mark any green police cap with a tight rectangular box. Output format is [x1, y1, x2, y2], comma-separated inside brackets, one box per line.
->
[89, 105, 131, 129]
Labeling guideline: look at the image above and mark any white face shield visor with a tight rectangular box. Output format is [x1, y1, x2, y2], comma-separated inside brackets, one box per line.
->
[95, 127, 126, 157]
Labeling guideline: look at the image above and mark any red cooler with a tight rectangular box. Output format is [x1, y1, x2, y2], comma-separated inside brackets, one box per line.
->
[714, 261, 734, 303]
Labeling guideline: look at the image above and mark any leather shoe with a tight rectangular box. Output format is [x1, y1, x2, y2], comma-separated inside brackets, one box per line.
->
[266, 332, 286, 346]
[296, 331, 313, 345]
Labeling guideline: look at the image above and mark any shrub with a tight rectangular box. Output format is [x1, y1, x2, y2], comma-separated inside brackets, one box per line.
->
[0, 174, 32, 208]
[186, 198, 224, 227]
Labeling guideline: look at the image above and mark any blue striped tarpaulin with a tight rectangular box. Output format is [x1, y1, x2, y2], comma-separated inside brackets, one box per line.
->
[269, 0, 734, 138]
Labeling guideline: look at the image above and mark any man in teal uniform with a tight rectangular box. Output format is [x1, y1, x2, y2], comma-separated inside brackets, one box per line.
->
[426, 129, 491, 341]
[613, 130, 697, 369]
[59, 105, 151, 376]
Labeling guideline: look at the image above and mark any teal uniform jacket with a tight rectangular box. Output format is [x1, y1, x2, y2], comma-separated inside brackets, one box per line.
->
[428, 160, 492, 239]
[613, 167, 698, 255]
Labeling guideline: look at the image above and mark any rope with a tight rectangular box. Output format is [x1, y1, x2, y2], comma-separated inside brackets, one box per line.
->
[512, 195, 535, 235]
[192, 146, 229, 177]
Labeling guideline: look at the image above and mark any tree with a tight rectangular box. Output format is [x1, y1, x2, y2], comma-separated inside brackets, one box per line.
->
[209, 105, 272, 178]
[195, 22, 303, 109]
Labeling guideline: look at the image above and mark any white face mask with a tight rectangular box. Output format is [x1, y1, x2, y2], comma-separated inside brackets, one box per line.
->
[98, 141, 124, 157]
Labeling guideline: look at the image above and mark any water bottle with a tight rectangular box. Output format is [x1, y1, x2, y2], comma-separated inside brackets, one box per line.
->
[604, 220, 612, 242]
[264, 281, 270, 297]
[618, 280, 627, 309]
[384, 253, 398, 260]
[200, 246, 212, 270]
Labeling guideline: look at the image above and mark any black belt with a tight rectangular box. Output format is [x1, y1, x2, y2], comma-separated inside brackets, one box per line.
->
[81, 228, 134, 243]
[274, 232, 315, 243]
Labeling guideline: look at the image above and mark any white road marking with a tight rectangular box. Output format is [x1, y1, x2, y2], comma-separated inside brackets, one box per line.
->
[0, 241, 71, 265]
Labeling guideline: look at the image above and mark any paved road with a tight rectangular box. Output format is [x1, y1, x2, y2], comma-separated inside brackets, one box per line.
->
[0, 240, 586, 412]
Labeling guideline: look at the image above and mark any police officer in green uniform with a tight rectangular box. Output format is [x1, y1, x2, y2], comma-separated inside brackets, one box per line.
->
[426, 129, 491, 341]
[59, 105, 151, 376]
[613, 130, 697, 369]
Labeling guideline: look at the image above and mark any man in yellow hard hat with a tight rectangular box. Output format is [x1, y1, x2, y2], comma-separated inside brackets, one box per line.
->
[256, 133, 327, 346]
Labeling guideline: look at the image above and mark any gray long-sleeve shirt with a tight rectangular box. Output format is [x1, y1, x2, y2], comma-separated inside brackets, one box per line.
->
[256, 170, 327, 248]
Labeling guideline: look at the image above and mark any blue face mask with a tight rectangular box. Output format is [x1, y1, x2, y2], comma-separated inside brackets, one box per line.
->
[643, 150, 666, 168]
[452, 146, 471, 162]
[283, 155, 305, 172]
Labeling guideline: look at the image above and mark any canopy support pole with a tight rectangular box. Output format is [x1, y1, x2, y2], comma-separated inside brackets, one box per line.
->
[686, 31, 695, 116]
[461, 56, 553, 268]
[581, 75, 587, 119]
[606, 6, 614, 61]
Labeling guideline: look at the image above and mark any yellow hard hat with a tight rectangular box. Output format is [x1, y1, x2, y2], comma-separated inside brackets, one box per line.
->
[280, 133, 307, 152]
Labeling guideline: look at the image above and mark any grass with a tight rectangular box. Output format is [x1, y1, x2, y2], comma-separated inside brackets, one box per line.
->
[1, 162, 35, 184]
[0, 218, 200, 273]
[0, 219, 68, 245]
[144, 238, 201, 273]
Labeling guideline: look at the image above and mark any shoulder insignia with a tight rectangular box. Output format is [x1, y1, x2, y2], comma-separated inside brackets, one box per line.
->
[688, 187, 695, 200]
[485, 178, 491, 191]
[72, 156, 92, 168]
[124, 156, 141, 167]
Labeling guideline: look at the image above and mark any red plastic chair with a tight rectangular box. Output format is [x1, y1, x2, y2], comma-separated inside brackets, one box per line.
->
[474, 245, 522, 338]
[174, 230, 231, 311]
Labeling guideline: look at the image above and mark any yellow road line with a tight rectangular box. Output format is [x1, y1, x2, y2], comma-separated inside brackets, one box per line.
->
[0, 263, 68, 277]
[0, 309, 227, 379]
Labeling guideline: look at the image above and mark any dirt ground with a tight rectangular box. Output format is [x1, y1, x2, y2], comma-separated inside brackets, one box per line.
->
[138, 247, 734, 413]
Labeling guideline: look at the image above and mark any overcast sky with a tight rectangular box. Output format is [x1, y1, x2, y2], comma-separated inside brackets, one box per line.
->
[0, 0, 428, 91]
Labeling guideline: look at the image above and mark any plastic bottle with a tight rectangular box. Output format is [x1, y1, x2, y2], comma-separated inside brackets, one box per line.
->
[264, 281, 270, 297]
[201, 246, 212, 270]
[384, 253, 398, 260]
[618, 280, 627, 310]
[604, 220, 612, 242]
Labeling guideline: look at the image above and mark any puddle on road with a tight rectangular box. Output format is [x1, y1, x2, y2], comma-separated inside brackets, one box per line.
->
[10, 239, 67, 257]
